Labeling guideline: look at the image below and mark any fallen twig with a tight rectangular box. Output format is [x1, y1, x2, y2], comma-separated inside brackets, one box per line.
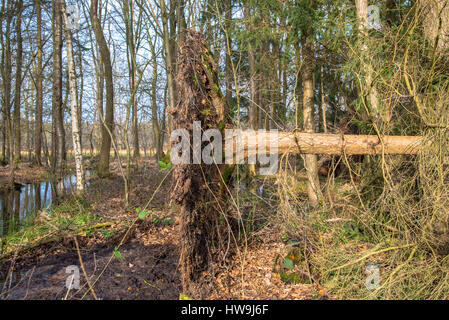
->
[74, 236, 98, 300]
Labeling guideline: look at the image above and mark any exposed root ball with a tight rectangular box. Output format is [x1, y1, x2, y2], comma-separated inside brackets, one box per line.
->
[169, 30, 232, 297]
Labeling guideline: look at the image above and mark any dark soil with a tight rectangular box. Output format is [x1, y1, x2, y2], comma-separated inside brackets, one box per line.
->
[0, 229, 181, 300]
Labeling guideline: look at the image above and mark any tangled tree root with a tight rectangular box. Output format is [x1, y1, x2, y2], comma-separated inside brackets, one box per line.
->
[170, 30, 234, 298]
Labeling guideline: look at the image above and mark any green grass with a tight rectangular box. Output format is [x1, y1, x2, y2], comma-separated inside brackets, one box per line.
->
[0, 197, 106, 257]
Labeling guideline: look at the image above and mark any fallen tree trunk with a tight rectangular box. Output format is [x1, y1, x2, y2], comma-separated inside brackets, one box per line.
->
[229, 131, 422, 156]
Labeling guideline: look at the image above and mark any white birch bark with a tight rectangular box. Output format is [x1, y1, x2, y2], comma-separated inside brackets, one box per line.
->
[62, 1, 85, 193]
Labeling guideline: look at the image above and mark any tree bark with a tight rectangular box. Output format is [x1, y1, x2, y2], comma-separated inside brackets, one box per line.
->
[52, 0, 65, 189]
[13, 0, 23, 163]
[356, 0, 379, 120]
[161, 0, 176, 135]
[95, 63, 104, 153]
[150, 44, 163, 160]
[62, 1, 85, 193]
[123, 0, 140, 159]
[302, 29, 321, 206]
[244, 3, 257, 175]
[176, 0, 187, 43]
[77, 32, 84, 154]
[230, 131, 422, 157]
[171, 30, 234, 297]
[224, 0, 233, 109]
[320, 64, 328, 133]
[91, 0, 114, 177]
[422, 0, 449, 52]
[1, 115, 6, 162]
[35, 0, 43, 166]
[270, 40, 281, 129]
[1, 1, 14, 184]
[246, 6, 258, 130]
[26, 83, 31, 161]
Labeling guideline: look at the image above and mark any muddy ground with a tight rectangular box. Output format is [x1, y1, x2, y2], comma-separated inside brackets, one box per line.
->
[0, 224, 181, 300]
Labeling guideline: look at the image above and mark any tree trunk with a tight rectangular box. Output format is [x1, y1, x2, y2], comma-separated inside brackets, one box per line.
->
[91, 0, 114, 177]
[176, 0, 187, 43]
[245, 4, 258, 175]
[62, 1, 85, 194]
[171, 30, 233, 297]
[123, 0, 140, 159]
[35, 0, 43, 166]
[270, 40, 281, 129]
[231, 131, 422, 157]
[1, 2, 15, 184]
[161, 0, 176, 135]
[422, 0, 449, 52]
[247, 13, 258, 130]
[302, 29, 321, 206]
[356, 0, 379, 120]
[150, 46, 163, 160]
[224, 0, 233, 109]
[77, 32, 84, 154]
[95, 63, 104, 154]
[52, 0, 65, 192]
[26, 83, 31, 161]
[13, 0, 23, 163]
[1, 117, 6, 163]
[320, 65, 327, 133]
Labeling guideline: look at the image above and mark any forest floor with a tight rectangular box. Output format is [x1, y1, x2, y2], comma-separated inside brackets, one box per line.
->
[0, 159, 318, 300]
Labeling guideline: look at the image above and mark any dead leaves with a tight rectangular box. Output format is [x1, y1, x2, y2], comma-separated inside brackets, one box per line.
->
[208, 241, 315, 300]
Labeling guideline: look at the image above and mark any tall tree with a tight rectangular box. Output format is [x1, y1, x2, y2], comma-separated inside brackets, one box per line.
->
[244, 2, 258, 175]
[302, 21, 321, 206]
[423, 0, 449, 52]
[0, 0, 14, 184]
[224, 0, 233, 109]
[149, 38, 163, 160]
[160, 0, 176, 134]
[52, 0, 65, 189]
[356, 0, 379, 121]
[76, 32, 84, 154]
[176, 0, 187, 42]
[35, 0, 43, 166]
[91, 0, 114, 177]
[13, 0, 23, 163]
[123, 0, 140, 158]
[62, 0, 85, 193]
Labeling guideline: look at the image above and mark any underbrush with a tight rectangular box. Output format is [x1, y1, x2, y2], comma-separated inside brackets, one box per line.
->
[272, 138, 449, 299]
[265, 6, 449, 299]
[231, 173, 279, 242]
